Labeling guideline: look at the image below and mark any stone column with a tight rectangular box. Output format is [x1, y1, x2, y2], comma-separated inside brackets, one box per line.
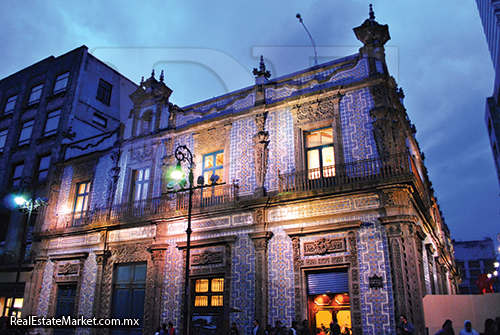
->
[382, 216, 426, 335]
[150, 243, 168, 326]
[28, 256, 48, 316]
[249, 231, 273, 326]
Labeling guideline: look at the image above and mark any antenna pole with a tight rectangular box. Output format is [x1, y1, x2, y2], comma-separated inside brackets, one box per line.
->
[296, 13, 318, 66]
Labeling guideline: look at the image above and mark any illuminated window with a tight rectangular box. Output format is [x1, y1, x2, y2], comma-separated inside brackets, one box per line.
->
[18, 120, 34, 146]
[202, 151, 224, 184]
[194, 277, 224, 307]
[74, 181, 91, 218]
[131, 168, 150, 201]
[53, 72, 70, 94]
[4, 95, 17, 114]
[0, 297, 23, 318]
[44, 109, 61, 136]
[28, 84, 43, 105]
[305, 128, 335, 178]
[96, 79, 112, 105]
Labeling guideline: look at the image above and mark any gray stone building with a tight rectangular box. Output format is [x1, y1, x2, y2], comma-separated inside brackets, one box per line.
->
[476, 0, 500, 188]
[454, 237, 498, 294]
[0, 45, 137, 318]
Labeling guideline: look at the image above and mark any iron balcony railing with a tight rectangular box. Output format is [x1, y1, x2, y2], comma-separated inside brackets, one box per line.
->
[52, 183, 238, 229]
[278, 153, 426, 196]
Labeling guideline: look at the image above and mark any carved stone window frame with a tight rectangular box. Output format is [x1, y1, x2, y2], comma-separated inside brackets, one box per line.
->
[284, 220, 363, 334]
[97, 243, 156, 334]
[177, 235, 237, 334]
[292, 97, 344, 172]
[46, 252, 88, 319]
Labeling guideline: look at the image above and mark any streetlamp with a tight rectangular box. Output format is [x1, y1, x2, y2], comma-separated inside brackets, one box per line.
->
[171, 145, 194, 335]
[14, 195, 49, 262]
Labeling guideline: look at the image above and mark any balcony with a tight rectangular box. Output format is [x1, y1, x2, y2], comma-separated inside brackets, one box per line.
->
[278, 153, 426, 198]
[51, 183, 238, 229]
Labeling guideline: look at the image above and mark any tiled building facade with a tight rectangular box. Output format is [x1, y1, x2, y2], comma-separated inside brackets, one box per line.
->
[0, 46, 137, 322]
[26, 9, 458, 335]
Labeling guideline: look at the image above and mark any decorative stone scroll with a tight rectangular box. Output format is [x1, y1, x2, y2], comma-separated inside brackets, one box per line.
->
[57, 262, 80, 276]
[303, 237, 346, 255]
[191, 250, 224, 265]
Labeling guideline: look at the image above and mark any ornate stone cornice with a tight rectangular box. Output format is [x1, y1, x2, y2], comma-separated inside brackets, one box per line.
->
[284, 220, 362, 237]
[49, 252, 89, 261]
[176, 235, 238, 249]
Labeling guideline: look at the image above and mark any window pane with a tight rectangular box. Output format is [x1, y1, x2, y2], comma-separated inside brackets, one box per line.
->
[322, 146, 335, 167]
[134, 264, 147, 283]
[38, 156, 51, 181]
[194, 296, 208, 307]
[306, 128, 333, 147]
[19, 120, 34, 145]
[204, 155, 214, 169]
[211, 295, 223, 306]
[0, 129, 8, 151]
[97, 79, 112, 104]
[53, 72, 70, 93]
[307, 149, 320, 170]
[211, 278, 224, 292]
[4, 95, 17, 114]
[215, 168, 223, 183]
[116, 266, 130, 283]
[28, 84, 43, 104]
[44, 109, 61, 136]
[195, 279, 209, 293]
[12, 164, 24, 187]
[215, 153, 224, 166]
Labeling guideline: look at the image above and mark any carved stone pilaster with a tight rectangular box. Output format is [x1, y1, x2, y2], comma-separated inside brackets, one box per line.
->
[380, 216, 426, 335]
[253, 113, 269, 193]
[370, 106, 406, 157]
[28, 256, 48, 315]
[249, 231, 273, 326]
[347, 230, 362, 335]
[150, 244, 168, 328]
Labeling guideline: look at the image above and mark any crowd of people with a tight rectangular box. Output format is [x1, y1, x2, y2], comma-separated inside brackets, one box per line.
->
[396, 315, 500, 335]
[251, 318, 349, 335]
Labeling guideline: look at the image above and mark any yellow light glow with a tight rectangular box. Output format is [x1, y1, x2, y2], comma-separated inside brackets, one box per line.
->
[194, 296, 208, 307]
[211, 295, 223, 306]
[13, 298, 23, 309]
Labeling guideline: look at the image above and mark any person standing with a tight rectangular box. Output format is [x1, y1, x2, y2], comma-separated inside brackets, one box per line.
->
[435, 320, 455, 335]
[253, 319, 265, 335]
[167, 322, 175, 335]
[459, 321, 479, 335]
[230, 322, 240, 335]
[329, 317, 341, 335]
[481, 319, 497, 335]
[397, 315, 415, 335]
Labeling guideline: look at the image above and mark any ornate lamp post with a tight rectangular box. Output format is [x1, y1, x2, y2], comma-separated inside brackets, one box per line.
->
[171, 145, 194, 335]
[14, 194, 49, 263]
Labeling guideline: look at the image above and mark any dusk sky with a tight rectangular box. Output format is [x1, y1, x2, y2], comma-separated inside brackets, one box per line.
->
[1, 0, 498, 244]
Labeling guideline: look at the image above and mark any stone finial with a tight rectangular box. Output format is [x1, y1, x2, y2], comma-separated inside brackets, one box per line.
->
[369, 4, 375, 21]
[253, 55, 271, 85]
[353, 5, 390, 47]
[141, 76, 144, 84]
[151, 69, 155, 78]
[160, 70, 164, 82]
[253, 56, 271, 79]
